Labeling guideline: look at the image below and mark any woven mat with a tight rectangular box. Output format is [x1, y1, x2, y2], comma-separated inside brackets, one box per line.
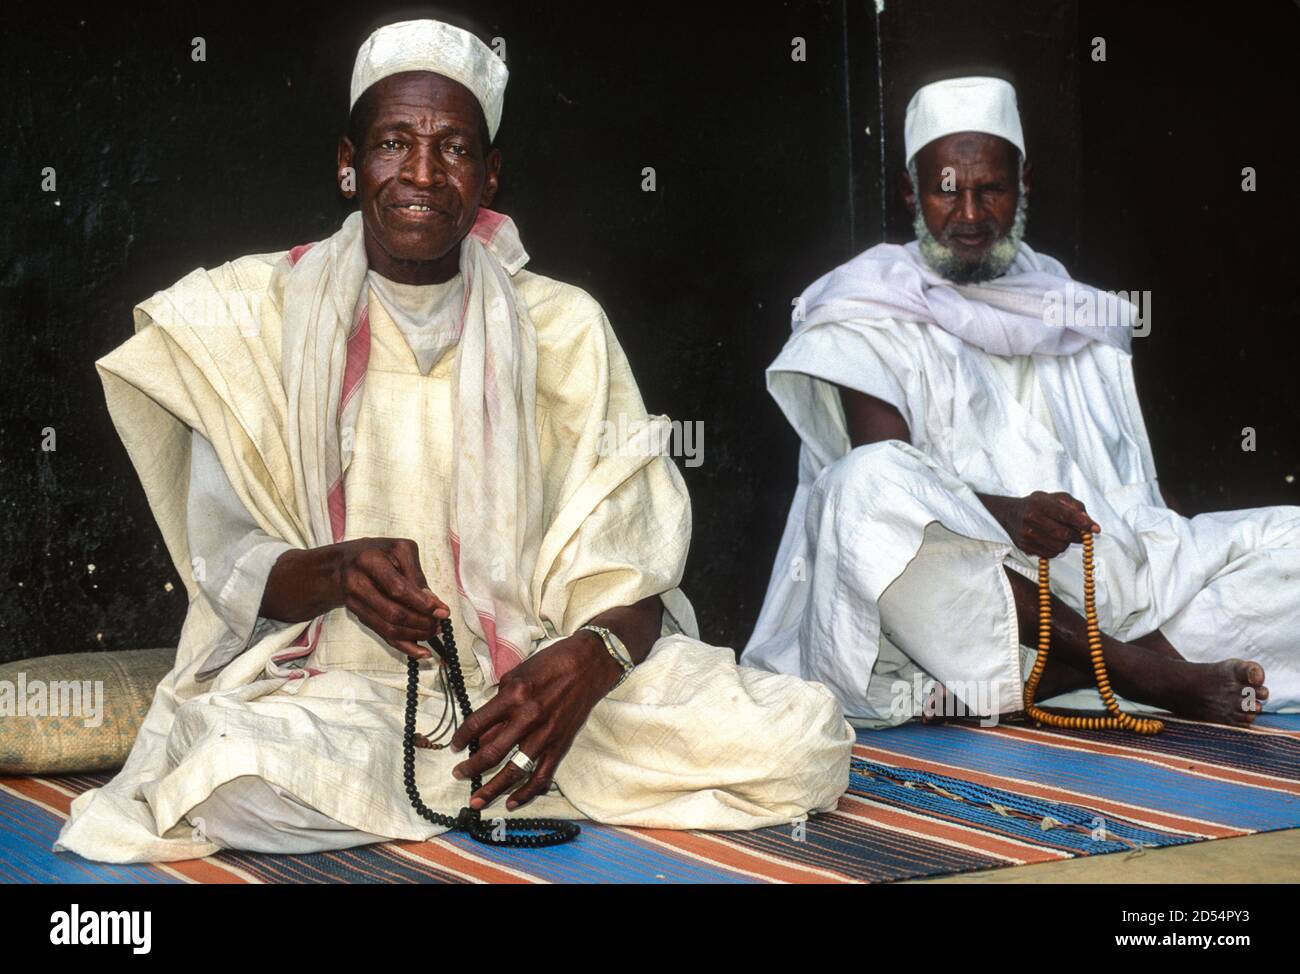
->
[4, 714, 1297, 883]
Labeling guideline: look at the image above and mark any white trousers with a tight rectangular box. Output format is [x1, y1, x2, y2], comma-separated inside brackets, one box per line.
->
[185, 776, 390, 854]
[803, 442, 1300, 722]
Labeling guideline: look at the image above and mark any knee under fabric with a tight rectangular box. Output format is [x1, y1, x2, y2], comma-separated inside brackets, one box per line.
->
[184, 776, 389, 854]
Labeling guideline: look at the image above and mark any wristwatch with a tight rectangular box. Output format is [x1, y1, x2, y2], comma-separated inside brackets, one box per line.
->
[579, 624, 635, 689]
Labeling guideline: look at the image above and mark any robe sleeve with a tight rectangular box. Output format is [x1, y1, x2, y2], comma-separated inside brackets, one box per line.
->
[186, 429, 295, 664]
[767, 317, 924, 470]
[536, 451, 691, 638]
[527, 287, 694, 643]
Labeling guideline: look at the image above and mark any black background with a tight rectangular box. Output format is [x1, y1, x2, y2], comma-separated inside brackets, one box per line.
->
[3, 0, 1297, 663]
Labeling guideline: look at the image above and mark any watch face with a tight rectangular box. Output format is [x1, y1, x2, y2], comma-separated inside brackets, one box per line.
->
[583, 625, 632, 668]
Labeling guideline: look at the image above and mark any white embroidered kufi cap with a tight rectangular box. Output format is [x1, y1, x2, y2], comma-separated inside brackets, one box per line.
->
[904, 76, 1024, 163]
[350, 19, 508, 139]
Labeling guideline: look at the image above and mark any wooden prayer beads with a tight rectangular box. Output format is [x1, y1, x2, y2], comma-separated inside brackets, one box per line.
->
[1021, 532, 1164, 735]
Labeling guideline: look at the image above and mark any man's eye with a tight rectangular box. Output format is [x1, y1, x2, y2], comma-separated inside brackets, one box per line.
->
[379, 139, 404, 151]
[446, 143, 468, 156]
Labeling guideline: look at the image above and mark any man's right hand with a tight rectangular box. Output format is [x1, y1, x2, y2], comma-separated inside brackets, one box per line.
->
[335, 538, 450, 659]
[260, 537, 449, 659]
[978, 491, 1101, 559]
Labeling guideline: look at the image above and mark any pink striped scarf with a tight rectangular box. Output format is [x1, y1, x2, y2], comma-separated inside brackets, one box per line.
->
[273, 208, 542, 684]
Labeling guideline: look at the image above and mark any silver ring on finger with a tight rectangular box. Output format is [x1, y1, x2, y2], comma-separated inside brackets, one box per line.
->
[508, 748, 537, 775]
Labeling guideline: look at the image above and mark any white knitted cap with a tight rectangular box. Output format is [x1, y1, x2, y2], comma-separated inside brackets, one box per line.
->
[350, 19, 508, 139]
[904, 76, 1024, 163]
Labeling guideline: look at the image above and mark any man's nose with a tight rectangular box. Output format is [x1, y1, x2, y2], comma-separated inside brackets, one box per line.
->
[957, 189, 982, 223]
[401, 143, 446, 187]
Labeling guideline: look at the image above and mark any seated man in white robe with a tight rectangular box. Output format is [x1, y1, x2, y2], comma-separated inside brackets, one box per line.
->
[56, 18, 852, 863]
[744, 76, 1297, 728]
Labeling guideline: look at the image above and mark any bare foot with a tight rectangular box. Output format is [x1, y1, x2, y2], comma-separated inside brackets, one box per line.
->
[1112, 654, 1269, 726]
[1002, 568, 1267, 725]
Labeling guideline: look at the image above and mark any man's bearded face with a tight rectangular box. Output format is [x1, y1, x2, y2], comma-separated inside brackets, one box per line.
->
[338, 71, 499, 284]
[906, 132, 1027, 284]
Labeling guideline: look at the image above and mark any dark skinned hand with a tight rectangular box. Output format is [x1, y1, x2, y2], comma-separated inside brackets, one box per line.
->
[336, 538, 450, 659]
[449, 631, 622, 812]
[259, 537, 449, 660]
[831, 388, 1101, 560]
[985, 490, 1101, 559]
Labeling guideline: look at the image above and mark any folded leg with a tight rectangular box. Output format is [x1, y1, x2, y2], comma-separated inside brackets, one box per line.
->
[184, 774, 393, 855]
[1158, 506, 1300, 709]
[555, 635, 855, 829]
[802, 440, 1026, 721]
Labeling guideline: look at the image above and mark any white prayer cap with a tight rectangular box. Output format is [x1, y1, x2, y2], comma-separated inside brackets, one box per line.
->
[904, 76, 1024, 164]
[350, 19, 508, 139]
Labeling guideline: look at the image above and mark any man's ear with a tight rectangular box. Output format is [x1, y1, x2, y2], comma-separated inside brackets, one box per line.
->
[337, 137, 357, 199]
[1020, 158, 1033, 199]
[480, 147, 502, 208]
[899, 169, 916, 216]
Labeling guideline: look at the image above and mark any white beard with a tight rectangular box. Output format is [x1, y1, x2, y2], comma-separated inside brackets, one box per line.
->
[911, 170, 1030, 284]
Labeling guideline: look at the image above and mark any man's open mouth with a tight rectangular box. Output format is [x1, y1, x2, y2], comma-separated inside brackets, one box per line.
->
[390, 202, 448, 218]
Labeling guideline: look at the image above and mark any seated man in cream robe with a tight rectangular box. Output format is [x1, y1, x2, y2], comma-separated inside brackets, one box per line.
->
[744, 76, 1297, 728]
[56, 19, 852, 863]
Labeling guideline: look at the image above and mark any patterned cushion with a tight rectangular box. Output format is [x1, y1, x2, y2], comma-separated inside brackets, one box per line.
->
[0, 649, 173, 773]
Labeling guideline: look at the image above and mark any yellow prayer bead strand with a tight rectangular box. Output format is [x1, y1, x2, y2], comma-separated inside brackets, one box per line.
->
[1021, 532, 1164, 735]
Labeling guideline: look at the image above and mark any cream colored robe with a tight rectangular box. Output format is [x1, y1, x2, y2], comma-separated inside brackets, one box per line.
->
[55, 252, 853, 864]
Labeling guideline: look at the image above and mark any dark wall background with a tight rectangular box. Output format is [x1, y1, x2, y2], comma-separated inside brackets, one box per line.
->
[1076, 2, 1300, 515]
[2, 1, 1297, 664]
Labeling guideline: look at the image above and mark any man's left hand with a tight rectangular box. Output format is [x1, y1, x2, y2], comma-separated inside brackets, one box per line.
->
[449, 631, 622, 811]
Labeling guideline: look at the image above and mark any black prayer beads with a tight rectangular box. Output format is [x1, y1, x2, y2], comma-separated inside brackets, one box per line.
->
[403, 618, 580, 848]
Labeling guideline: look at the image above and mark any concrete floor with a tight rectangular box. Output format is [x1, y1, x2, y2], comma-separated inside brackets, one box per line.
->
[907, 827, 1300, 883]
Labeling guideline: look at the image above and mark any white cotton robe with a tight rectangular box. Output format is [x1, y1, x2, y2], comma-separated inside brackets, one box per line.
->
[743, 256, 1300, 725]
[55, 234, 853, 864]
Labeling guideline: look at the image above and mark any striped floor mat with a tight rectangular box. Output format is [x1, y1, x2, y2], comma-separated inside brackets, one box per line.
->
[3, 713, 1297, 883]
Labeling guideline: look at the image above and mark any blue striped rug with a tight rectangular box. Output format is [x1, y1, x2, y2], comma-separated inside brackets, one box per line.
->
[3, 713, 1296, 883]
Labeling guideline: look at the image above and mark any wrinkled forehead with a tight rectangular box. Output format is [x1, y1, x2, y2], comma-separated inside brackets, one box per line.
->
[916, 132, 1021, 177]
[351, 71, 491, 145]
[361, 71, 486, 126]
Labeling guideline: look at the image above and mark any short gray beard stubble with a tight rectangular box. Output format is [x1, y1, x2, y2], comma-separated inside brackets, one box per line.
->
[909, 157, 1030, 285]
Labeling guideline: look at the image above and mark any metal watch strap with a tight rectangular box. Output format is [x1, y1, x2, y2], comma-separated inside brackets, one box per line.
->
[579, 624, 634, 688]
